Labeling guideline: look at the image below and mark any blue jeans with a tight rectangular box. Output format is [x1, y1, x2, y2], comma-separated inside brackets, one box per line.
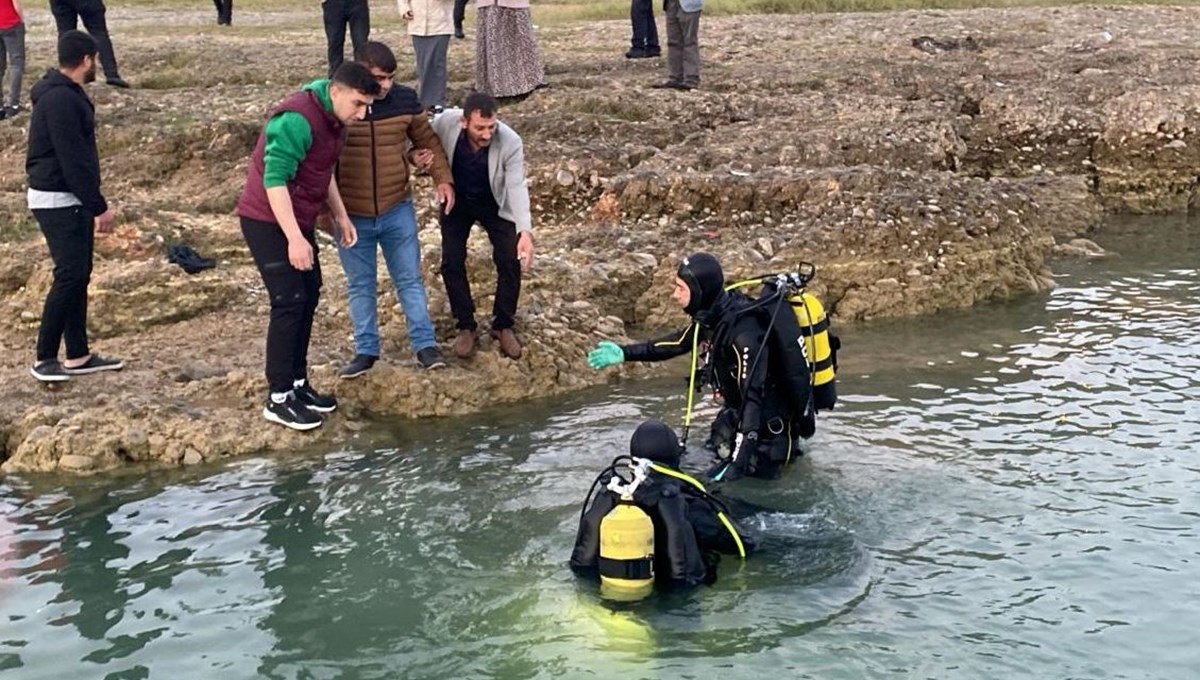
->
[338, 200, 435, 356]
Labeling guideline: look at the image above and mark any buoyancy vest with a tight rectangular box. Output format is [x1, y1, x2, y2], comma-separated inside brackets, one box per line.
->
[570, 465, 755, 592]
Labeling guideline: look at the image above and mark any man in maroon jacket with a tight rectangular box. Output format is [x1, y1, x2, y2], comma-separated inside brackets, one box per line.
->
[237, 62, 378, 431]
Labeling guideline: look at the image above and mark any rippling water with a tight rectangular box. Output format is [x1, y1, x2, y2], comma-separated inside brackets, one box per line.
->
[2, 217, 1199, 679]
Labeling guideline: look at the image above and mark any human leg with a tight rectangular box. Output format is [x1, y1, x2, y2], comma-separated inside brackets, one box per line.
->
[5, 25, 25, 110]
[290, 229, 322, 384]
[663, 0, 683, 85]
[453, 0, 467, 37]
[49, 0, 78, 34]
[33, 207, 93, 364]
[77, 0, 122, 81]
[322, 0, 347, 77]
[477, 211, 520, 331]
[337, 214, 382, 357]
[347, 0, 370, 59]
[424, 34, 450, 108]
[377, 200, 436, 352]
[241, 218, 312, 395]
[438, 201, 478, 332]
[677, 6, 700, 88]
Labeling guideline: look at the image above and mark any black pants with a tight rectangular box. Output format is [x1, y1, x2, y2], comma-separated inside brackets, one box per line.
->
[322, 0, 370, 77]
[453, 0, 468, 29]
[213, 0, 232, 24]
[34, 206, 94, 363]
[242, 218, 322, 394]
[50, 0, 121, 80]
[439, 196, 521, 332]
[630, 0, 659, 50]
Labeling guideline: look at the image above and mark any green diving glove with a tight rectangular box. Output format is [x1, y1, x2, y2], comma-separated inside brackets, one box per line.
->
[587, 341, 625, 369]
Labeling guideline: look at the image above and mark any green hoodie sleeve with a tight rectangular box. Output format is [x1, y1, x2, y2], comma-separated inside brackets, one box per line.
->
[260, 81, 333, 189]
[262, 112, 313, 189]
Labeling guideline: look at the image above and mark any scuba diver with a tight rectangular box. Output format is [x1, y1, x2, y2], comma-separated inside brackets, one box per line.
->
[587, 253, 839, 481]
[570, 420, 756, 599]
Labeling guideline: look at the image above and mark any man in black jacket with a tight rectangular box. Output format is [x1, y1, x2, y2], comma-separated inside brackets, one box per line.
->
[588, 253, 804, 481]
[25, 30, 122, 382]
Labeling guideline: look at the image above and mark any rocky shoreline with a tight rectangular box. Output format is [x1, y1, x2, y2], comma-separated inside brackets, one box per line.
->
[2, 4, 1197, 473]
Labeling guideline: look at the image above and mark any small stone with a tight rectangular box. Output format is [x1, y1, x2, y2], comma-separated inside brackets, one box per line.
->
[556, 169, 575, 186]
[59, 455, 95, 471]
[183, 449, 203, 465]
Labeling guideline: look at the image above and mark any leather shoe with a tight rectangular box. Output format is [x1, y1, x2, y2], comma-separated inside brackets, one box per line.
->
[492, 328, 522, 359]
[452, 329, 477, 358]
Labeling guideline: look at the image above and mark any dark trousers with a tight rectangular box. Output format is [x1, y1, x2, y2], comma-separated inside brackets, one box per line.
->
[50, 0, 121, 80]
[213, 0, 232, 24]
[630, 0, 658, 50]
[439, 197, 521, 332]
[453, 0, 468, 29]
[322, 0, 370, 77]
[34, 206, 94, 363]
[241, 218, 322, 394]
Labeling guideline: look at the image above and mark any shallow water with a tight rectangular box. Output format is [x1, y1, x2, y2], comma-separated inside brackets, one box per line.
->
[2, 216, 1199, 679]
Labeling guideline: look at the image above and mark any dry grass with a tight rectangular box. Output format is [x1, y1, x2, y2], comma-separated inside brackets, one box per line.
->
[107, 0, 1178, 26]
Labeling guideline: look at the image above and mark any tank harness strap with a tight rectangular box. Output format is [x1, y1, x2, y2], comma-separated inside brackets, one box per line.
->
[648, 463, 747, 559]
[811, 355, 835, 373]
[682, 322, 701, 444]
[599, 556, 653, 580]
[795, 316, 830, 335]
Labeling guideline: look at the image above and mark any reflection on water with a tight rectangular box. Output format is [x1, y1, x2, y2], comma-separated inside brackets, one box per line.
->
[2, 216, 1200, 679]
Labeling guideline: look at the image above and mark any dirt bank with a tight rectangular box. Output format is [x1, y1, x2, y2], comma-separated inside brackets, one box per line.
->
[2, 4, 1196, 473]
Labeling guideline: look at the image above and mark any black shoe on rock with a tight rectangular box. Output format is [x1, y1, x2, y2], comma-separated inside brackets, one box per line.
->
[339, 354, 377, 379]
[263, 392, 323, 431]
[417, 346, 447, 370]
[651, 80, 683, 89]
[294, 380, 337, 413]
[30, 360, 70, 383]
[63, 354, 124, 375]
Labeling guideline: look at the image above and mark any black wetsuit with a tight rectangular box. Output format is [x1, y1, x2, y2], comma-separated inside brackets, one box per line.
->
[570, 470, 755, 589]
[621, 292, 799, 478]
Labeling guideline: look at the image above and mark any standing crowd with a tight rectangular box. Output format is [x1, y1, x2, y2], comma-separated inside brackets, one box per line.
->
[22, 0, 713, 432]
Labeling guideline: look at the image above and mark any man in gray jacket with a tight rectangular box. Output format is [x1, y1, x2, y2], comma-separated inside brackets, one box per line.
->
[429, 92, 534, 360]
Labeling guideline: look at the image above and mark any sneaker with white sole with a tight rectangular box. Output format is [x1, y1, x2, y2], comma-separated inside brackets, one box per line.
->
[31, 360, 70, 382]
[416, 346, 447, 370]
[339, 354, 377, 379]
[263, 391, 323, 431]
[294, 380, 337, 413]
[62, 354, 124, 375]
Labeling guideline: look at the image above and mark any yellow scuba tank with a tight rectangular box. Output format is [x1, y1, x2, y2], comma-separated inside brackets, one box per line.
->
[788, 291, 838, 411]
[599, 502, 655, 601]
[598, 458, 656, 601]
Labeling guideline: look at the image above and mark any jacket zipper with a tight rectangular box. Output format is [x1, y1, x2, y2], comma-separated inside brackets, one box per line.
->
[370, 119, 379, 216]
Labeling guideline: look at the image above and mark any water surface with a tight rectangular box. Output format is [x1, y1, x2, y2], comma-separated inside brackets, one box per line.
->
[2, 216, 1198, 679]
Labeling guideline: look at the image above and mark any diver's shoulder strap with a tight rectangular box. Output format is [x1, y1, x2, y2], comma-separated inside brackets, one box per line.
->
[648, 464, 747, 559]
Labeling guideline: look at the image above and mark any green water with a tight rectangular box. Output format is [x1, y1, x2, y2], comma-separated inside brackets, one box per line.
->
[2, 216, 1198, 679]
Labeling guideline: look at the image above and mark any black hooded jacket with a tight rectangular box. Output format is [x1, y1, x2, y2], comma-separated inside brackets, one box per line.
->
[26, 69, 107, 216]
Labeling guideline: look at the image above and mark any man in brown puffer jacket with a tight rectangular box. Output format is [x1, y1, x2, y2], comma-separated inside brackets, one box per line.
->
[334, 40, 455, 378]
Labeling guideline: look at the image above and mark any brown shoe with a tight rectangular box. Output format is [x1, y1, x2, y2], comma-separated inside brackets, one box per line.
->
[492, 328, 523, 359]
[452, 329, 477, 358]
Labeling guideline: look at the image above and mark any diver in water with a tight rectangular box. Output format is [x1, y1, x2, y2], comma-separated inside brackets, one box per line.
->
[570, 420, 757, 598]
[588, 252, 815, 481]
